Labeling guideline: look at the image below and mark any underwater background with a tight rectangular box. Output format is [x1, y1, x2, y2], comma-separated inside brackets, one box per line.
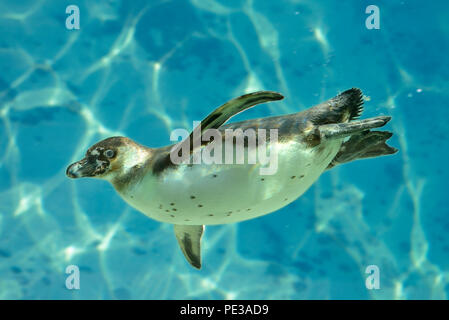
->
[0, 0, 448, 299]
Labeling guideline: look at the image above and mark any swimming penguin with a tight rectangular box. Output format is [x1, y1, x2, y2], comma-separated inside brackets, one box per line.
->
[66, 88, 397, 269]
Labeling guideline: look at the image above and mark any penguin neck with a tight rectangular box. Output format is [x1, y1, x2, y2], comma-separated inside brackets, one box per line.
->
[109, 147, 154, 193]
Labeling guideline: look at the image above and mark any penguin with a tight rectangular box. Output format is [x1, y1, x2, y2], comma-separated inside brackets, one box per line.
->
[66, 88, 397, 269]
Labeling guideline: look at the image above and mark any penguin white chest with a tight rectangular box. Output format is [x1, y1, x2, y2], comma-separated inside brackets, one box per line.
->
[121, 139, 342, 225]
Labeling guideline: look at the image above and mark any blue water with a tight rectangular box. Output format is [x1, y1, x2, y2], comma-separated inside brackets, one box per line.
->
[0, 0, 448, 299]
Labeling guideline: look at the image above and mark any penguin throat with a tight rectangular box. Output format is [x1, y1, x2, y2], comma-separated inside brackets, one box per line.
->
[122, 147, 150, 174]
[110, 148, 151, 192]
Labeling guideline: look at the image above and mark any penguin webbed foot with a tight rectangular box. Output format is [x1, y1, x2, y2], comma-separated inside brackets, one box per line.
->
[327, 130, 398, 169]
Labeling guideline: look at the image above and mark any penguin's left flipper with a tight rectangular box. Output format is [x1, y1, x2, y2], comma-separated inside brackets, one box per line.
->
[174, 224, 205, 269]
[195, 91, 284, 133]
[181, 91, 284, 154]
[155, 91, 284, 174]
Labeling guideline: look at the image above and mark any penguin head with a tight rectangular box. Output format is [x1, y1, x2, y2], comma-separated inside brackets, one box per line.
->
[66, 136, 150, 181]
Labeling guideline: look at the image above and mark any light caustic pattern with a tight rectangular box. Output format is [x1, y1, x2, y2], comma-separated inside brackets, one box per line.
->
[0, 0, 449, 299]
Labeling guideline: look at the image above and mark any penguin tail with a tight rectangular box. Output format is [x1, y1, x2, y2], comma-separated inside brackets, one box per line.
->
[306, 88, 364, 125]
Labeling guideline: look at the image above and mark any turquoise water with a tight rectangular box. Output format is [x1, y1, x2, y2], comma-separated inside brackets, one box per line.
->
[0, 0, 448, 299]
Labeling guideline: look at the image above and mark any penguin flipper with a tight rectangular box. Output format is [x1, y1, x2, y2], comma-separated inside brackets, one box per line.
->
[174, 224, 205, 269]
[182, 91, 283, 152]
[153, 91, 283, 175]
[195, 91, 283, 133]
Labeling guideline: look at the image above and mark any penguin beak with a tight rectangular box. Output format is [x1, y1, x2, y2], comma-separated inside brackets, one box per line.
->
[66, 158, 97, 178]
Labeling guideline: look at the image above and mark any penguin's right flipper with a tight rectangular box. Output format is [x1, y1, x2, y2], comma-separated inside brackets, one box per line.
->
[174, 224, 204, 269]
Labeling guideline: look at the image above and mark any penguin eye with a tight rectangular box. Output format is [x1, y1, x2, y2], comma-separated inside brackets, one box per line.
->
[104, 149, 115, 158]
